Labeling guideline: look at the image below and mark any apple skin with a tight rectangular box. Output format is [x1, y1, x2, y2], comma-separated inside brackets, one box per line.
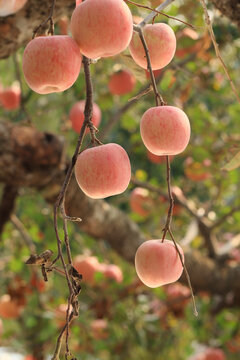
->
[0, 85, 20, 110]
[147, 150, 174, 164]
[102, 264, 123, 283]
[69, 100, 101, 133]
[108, 69, 136, 95]
[22, 35, 82, 94]
[140, 106, 190, 155]
[204, 348, 226, 360]
[0, 0, 27, 16]
[129, 23, 176, 70]
[135, 239, 184, 288]
[73, 255, 102, 284]
[70, 0, 133, 59]
[75, 143, 131, 199]
[130, 187, 153, 217]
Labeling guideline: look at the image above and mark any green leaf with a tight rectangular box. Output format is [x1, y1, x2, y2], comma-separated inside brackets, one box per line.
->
[222, 151, 240, 171]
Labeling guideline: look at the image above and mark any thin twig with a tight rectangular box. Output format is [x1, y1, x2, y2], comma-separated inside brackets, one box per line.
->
[10, 214, 36, 253]
[139, 0, 176, 27]
[133, 24, 165, 106]
[32, 0, 56, 38]
[125, 0, 195, 29]
[168, 228, 198, 316]
[199, 0, 240, 104]
[161, 156, 174, 242]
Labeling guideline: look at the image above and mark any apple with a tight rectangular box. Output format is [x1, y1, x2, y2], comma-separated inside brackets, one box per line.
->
[76, 0, 82, 6]
[145, 68, 162, 80]
[58, 16, 69, 35]
[108, 69, 136, 95]
[0, 0, 27, 16]
[0, 294, 23, 319]
[130, 187, 153, 217]
[135, 239, 184, 288]
[184, 157, 211, 182]
[22, 35, 82, 94]
[75, 143, 131, 199]
[204, 348, 226, 360]
[140, 106, 190, 155]
[103, 264, 123, 283]
[24, 356, 37, 360]
[129, 23, 176, 70]
[73, 255, 102, 284]
[70, 0, 133, 59]
[0, 84, 21, 110]
[69, 100, 101, 133]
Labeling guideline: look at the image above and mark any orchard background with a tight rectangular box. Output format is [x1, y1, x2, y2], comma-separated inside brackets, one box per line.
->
[0, 0, 240, 359]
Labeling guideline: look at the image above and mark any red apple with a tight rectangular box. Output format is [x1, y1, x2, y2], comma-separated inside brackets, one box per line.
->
[140, 106, 190, 155]
[135, 239, 184, 288]
[69, 100, 101, 133]
[103, 264, 123, 283]
[130, 187, 153, 216]
[147, 150, 174, 164]
[0, 0, 27, 16]
[108, 69, 136, 95]
[70, 0, 133, 59]
[73, 255, 102, 284]
[75, 143, 131, 199]
[129, 23, 176, 70]
[22, 35, 82, 94]
[0, 84, 21, 110]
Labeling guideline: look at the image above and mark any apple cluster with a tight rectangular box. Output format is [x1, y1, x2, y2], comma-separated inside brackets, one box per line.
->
[18, 0, 192, 288]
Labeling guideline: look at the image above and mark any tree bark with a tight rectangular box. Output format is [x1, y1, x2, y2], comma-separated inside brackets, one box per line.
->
[0, 121, 239, 303]
[210, 0, 240, 29]
[0, 0, 75, 59]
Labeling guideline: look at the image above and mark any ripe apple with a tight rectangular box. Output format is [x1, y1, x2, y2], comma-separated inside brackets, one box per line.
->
[75, 143, 131, 199]
[129, 23, 176, 70]
[108, 69, 136, 95]
[103, 264, 123, 283]
[140, 106, 191, 155]
[184, 157, 211, 182]
[69, 100, 101, 133]
[0, 294, 23, 319]
[145, 69, 162, 80]
[22, 35, 82, 94]
[130, 187, 153, 217]
[58, 16, 69, 35]
[24, 356, 37, 360]
[204, 348, 226, 360]
[76, 0, 82, 6]
[135, 239, 184, 288]
[0, 0, 27, 16]
[73, 255, 102, 284]
[70, 0, 133, 59]
[0, 84, 21, 110]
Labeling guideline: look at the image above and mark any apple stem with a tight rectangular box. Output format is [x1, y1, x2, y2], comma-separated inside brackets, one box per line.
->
[32, 0, 56, 39]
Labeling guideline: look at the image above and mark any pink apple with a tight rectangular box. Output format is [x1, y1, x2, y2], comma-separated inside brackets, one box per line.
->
[140, 106, 191, 155]
[70, 0, 133, 59]
[75, 143, 131, 199]
[129, 23, 176, 70]
[73, 255, 102, 284]
[108, 69, 136, 95]
[69, 100, 101, 133]
[22, 35, 82, 94]
[0, 84, 20, 110]
[135, 239, 184, 288]
[0, 0, 27, 16]
[103, 264, 123, 283]
[130, 187, 153, 217]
